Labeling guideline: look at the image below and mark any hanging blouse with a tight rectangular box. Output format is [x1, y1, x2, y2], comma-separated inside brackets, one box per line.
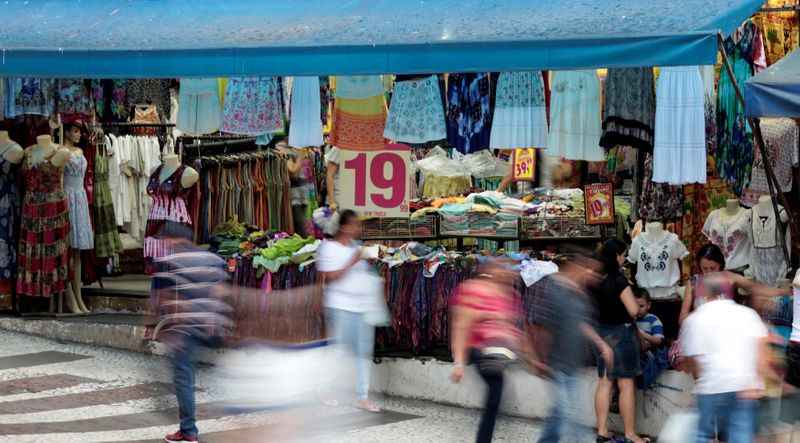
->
[3, 78, 54, 117]
[629, 231, 689, 299]
[702, 208, 753, 271]
[741, 118, 799, 206]
[91, 79, 128, 123]
[125, 79, 171, 119]
[55, 79, 93, 122]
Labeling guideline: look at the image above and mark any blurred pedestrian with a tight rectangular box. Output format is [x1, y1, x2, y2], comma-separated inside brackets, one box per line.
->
[681, 272, 771, 443]
[526, 251, 613, 442]
[151, 227, 232, 443]
[277, 141, 309, 237]
[593, 239, 649, 443]
[316, 209, 381, 412]
[450, 259, 525, 443]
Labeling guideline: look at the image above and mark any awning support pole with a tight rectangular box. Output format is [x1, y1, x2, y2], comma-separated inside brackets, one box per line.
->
[717, 32, 795, 267]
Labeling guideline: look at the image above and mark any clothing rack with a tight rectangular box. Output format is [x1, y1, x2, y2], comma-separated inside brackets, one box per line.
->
[102, 122, 176, 128]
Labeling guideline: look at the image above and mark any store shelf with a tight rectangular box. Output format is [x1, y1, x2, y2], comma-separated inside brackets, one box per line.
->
[360, 215, 438, 240]
[520, 216, 612, 240]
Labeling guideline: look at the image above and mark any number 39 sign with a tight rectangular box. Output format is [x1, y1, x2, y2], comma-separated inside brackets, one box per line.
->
[339, 144, 411, 218]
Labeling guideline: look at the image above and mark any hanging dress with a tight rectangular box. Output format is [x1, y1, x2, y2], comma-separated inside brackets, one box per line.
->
[176, 78, 221, 136]
[547, 70, 603, 161]
[600, 68, 656, 153]
[446, 73, 493, 154]
[717, 22, 765, 195]
[93, 147, 122, 259]
[288, 76, 324, 148]
[17, 150, 71, 298]
[652, 66, 706, 185]
[384, 75, 447, 144]
[221, 77, 284, 135]
[330, 75, 388, 151]
[489, 71, 548, 150]
[63, 154, 94, 250]
[143, 165, 193, 274]
[751, 206, 790, 286]
[0, 144, 20, 286]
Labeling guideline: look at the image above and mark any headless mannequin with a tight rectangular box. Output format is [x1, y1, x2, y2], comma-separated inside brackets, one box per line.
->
[62, 127, 90, 314]
[756, 195, 789, 224]
[159, 154, 198, 188]
[725, 198, 741, 216]
[641, 221, 668, 243]
[0, 131, 24, 164]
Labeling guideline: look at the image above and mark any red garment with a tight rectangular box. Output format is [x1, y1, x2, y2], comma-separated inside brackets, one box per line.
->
[453, 280, 523, 349]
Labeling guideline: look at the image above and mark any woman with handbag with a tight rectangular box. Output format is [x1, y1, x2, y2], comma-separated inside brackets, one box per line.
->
[316, 209, 381, 413]
[593, 239, 650, 443]
[450, 259, 525, 443]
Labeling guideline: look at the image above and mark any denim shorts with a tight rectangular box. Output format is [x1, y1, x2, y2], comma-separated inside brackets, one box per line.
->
[596, 323, 641, 379]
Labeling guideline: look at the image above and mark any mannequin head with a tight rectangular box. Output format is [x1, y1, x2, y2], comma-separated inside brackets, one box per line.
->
[63, 122, 82, 147]
[696, 243, 726, 274]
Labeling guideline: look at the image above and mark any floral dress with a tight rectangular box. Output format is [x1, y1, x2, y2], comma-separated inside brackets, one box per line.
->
[63, 155, 94, 250]
[17, 150, 71, 298]
[221, 77, 285, 135]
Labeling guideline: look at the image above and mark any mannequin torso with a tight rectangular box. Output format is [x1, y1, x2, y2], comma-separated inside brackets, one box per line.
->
[0, 131, 24, 164]
[642, 222, 668, 244]
[160, 154, 198, 188]
[756, 195, 789, 223]
[27, 135, 70, 168]
[724, 198, 741, 217]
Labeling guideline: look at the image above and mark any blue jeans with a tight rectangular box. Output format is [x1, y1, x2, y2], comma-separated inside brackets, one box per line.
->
[537, 371, 591, 443]
[172, 336, 202, 437]
[326, 308, 375, 399]
[696, 392, 757, 443]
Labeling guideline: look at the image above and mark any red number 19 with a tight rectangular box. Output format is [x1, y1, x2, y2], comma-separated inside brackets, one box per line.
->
[344, 152, 406, 209]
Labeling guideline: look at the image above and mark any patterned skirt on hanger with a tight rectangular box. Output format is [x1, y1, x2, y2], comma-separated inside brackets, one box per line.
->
[384, 75, 446, 144]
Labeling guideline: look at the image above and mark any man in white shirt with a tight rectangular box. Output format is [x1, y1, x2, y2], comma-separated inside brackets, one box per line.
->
[680, 279, 768, 443]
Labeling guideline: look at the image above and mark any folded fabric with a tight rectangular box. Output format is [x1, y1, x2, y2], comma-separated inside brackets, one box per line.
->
[253, 255, 290, 273]
[439, 202, 474, 215]
[519, 260, 559, 287]
[260, 234, 316, 260]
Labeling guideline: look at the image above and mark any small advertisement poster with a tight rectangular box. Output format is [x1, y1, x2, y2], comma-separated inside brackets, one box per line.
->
[584, 183, 615, 225]
[511, 148, 536, 182]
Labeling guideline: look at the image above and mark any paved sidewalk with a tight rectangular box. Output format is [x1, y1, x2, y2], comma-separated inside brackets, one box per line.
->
[0, 330, 547, 442]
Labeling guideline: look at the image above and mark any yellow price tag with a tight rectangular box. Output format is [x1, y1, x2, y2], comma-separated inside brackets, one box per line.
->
[512, 148, 536, 182]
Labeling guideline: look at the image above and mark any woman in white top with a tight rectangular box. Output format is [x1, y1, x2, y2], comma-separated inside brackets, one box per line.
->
[316, 209, 380, 412]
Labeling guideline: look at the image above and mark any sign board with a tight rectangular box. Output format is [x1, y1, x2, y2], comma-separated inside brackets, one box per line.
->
[512, 148, 536, 182]
[339, 144, 411, 218]
[584, 183, 615, 225]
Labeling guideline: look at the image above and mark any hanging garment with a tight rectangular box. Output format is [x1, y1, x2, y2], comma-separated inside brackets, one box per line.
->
[652, 66, 706, 185]
[489, 71, 548, 150]
[0, 145, 20, 285]
[702, 208, 753, 271]
[678, 176, 736, 275]
[446, 73, 493, 154]
[63, 155, 94, 250]
[600, 68, 656, 153]
[717, 22, 765, 195]
[700, 66, 718, 158]
[741, 118, 799, 206]
[330, 75, 387, 151]
[629, 232, 689, 299]
[93, 147, 122, 259]
[130, 105, 161, 136]
[17, 150, 70, 297]
[751, 206, 790, 286]
[177, 78, 221, 136]
[222, 77, 285, 135]
[288, 76, 324, 148]
[55, 79, 93, 123]
[384, 75, 447, 144]
[91, 79, 127, 123]
[125, 79, 171, 120]
[638, 153, 684, 222]
[4, 78, 53, 117]
[755, 0, 800, 66]
[548, 70, 603, 161]
[143, 165, 193, 274]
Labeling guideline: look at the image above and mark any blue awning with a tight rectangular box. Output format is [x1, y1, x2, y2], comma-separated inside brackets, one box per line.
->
[745, 48, 800, 118]
[0, 0, 764, 78]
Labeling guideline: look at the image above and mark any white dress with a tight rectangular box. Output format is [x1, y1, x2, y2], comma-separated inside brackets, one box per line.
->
[702, 208, 753, 271]
[547, 70, 602, 161]
[288, 76, 324, 148]
[652, 66, 706, 185]
[751, 205, 790, 286]
[628, 231, 689, 299]
[490, 71, 548, 149]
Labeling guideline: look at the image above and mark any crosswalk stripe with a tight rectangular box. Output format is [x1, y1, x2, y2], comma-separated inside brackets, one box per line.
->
[0, 374, 102, 396]
[0, 351, 92, 370]
[0, 382, 172, 415]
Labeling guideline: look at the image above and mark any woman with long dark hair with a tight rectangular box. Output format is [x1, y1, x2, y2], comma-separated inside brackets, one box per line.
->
[593, 239, 648, 443]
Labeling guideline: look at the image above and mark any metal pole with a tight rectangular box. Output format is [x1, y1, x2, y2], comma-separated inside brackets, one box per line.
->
[717, 32, 795, 266]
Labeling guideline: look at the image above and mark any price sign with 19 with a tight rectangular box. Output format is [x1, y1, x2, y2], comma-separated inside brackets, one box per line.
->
[339, 144, 410, 218]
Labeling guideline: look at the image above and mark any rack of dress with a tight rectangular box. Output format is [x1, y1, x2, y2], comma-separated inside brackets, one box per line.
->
[183, 144, 291, 243]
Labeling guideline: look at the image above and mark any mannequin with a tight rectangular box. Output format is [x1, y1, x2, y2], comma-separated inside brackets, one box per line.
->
[629, 221, 688, 299]
[160, 154, 198, 188]
[703, 198, 753, 272]
[18, 135, 75, 311]
[0, 131, 24, 164]
[752, 195, 791, 286]
[62, 122, 93, 314]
